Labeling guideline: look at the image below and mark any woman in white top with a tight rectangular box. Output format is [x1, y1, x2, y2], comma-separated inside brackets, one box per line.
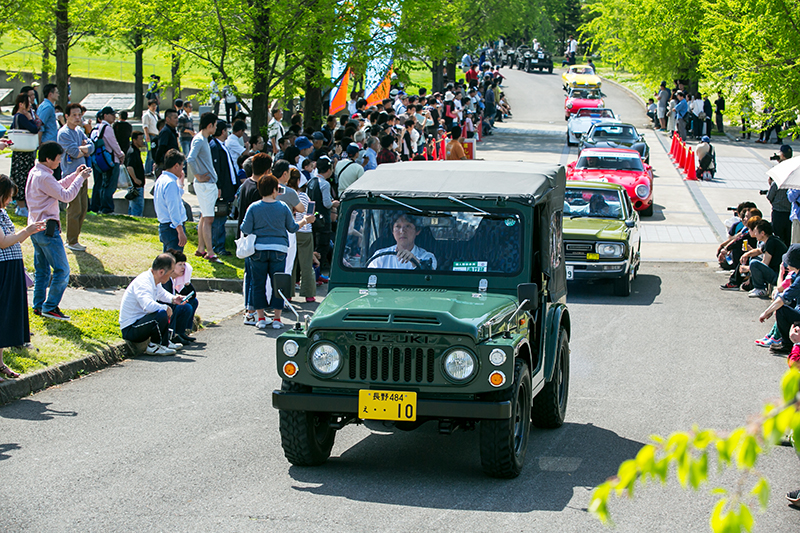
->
[289, 169, 317, 301]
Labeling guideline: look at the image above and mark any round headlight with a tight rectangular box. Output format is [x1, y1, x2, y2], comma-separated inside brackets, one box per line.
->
[598, 243, 624, 257]
[489, 349, 507, 366]
[283, 340, 299, 357]
[635, 183, 650, 199]
[443, 349, 476, 381]
[567, 102, 573, 109]
[310, 343, 341, 375]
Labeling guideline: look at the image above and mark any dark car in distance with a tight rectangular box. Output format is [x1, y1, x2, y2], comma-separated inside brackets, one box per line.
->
[579, 122, 650, 164]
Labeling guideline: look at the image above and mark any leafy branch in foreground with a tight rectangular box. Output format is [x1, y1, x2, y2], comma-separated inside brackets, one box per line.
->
[589, 368, 800, 533]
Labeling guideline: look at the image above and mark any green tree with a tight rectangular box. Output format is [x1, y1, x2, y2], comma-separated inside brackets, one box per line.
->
[590, 368, 800, 532]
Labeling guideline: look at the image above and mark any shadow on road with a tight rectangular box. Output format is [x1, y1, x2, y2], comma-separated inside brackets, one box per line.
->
[644, 203, 667, 222]
[0, 399, 77, 421]
[287, 421, 643, 512]
[0, 443, 21, 461]
[566, 273, 661, 305]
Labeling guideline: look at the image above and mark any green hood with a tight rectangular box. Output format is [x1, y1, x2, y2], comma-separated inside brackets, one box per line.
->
[309, 287, 518, 341]
[563, 217, 628, 241]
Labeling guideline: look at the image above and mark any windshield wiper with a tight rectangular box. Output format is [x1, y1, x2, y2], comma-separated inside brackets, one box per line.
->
[448, 196, 517, 220]
[378, 194, 452, 217]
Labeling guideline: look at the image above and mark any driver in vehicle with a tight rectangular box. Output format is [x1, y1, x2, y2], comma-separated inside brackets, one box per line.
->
[589, 194, 613, 216]
[368, 214, 437, 270]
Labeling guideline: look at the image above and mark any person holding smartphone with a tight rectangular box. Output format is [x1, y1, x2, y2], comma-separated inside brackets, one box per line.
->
[289, 169, 317, 302]
[163, 248, 198, 345]
[25, 141, 92, 321]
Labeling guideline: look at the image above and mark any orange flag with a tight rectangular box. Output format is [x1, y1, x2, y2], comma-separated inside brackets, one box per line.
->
[329, 67, 351, 115]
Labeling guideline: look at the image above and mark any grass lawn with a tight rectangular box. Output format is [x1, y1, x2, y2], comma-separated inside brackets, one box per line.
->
[8, 211, 245, 280]
[3, 308, 121, 375]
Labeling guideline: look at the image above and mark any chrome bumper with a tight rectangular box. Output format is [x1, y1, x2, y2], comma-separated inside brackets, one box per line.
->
[567, 259, 629, 279]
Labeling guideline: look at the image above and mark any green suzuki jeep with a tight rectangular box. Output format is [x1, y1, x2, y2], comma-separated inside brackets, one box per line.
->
[272, 161, 571, 478]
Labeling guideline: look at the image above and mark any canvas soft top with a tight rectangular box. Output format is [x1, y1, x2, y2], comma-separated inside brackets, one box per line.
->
[341, 161, 564, 204]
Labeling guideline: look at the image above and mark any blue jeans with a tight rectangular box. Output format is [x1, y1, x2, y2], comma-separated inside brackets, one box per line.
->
[749, 259, 778, 290]
[128, 187, 145, 216]
[159, 223, 184, 252]
[181, 139, 192, 155]
[90, 163, 119, 214]
[30, 229, 71, 313]
[170, 297, 198, 336]
[247, 250, 287, 310]
[212, 215, 228, 254]
[243, 259, 253, 311]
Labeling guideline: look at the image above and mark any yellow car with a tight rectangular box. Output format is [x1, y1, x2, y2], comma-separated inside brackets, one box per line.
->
[562, 64, 602, 90]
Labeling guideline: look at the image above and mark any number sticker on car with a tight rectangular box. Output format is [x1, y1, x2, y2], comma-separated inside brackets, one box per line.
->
[566, 265, 574, 280]
[359, 390, 417, 421]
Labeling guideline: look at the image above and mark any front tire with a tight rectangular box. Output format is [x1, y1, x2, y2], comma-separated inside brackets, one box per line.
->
[641, 202, 654, 217]
[480, 359, 531, 478]
[614, 269, 632, 296]
[278, 381, 336, 466]
[531, 327, 569, 428]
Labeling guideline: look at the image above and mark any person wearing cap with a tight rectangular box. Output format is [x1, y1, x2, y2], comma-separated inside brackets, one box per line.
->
[336, 144, 365, 192]
[295, 136, 314, 171]
[759, 244, 800, 354]
[210, 120, 238, 256]
[311, 131, 327, 160]
[89, 106, 125, 214]
[695, 135, 716, 180]
[187, 112, 220, 262]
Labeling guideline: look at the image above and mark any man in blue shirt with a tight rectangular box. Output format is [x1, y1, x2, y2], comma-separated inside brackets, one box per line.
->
[154, 149, 188, 252]
[38, 84, 60, 178]
[674, 91, 689, 141]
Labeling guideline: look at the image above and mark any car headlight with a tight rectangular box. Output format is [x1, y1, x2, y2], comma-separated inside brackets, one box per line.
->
[443, 349, 476, 381]
[489, 349, 507, 366]
[566, 102, 573, 109]
[283, 340, 299, 357]
[310, 343, 341, 375]
[635, 183, 650, 199]
[597, 242, 625, 258]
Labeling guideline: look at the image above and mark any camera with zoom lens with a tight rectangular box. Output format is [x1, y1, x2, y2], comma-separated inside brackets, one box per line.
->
[759, 190, 768, 195]
[770, 153, 782, 161]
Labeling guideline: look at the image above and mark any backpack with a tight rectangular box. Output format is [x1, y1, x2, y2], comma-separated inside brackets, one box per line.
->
[91, 124, 114, 172]
[306, 176, 330, 232]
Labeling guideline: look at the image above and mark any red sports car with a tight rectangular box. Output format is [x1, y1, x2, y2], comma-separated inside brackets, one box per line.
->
[566, 148, 654, 216]
[564, 88, 605, 120]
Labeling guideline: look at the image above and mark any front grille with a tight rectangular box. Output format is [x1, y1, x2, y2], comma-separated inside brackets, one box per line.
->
[348, 345, 436, 384]
[565, 241, 594, 260]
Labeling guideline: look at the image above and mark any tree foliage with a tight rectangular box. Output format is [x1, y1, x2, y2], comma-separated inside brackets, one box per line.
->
[590, 368, 800, 533]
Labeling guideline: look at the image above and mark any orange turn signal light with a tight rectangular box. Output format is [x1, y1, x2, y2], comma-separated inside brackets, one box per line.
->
[489, 370, 506, 387]
[283, 361, 298, 378]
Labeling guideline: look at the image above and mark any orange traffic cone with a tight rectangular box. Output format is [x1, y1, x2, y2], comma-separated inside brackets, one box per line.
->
[685, 149, 697, 180]
[669, 133, 677, 160]
[679, 143, 689, 171]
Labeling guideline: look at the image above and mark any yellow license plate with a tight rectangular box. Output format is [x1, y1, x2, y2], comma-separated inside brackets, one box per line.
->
[586, 252, 600, 260]
[358, 390, 417, 421]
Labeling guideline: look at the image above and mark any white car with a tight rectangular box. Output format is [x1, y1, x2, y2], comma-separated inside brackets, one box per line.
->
[566, 108, 620, 146]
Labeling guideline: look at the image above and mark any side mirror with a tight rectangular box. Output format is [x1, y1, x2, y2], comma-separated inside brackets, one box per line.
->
[626, 219, 636, 228]
[273, 272, 293, 301]
[517, 283, 539, 311]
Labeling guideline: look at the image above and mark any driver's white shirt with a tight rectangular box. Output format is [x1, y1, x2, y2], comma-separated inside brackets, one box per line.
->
[368, 244, 437, 270]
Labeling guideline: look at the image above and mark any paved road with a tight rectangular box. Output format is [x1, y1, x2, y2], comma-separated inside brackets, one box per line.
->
[2, 68, 800, 532]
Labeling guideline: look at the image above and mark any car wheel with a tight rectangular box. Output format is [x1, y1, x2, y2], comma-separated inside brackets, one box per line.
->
[566, 132, 574, 146]
[641, 202, 654, 217]
[278, 381, 336, 466]
[548, 66, 553, 74]
[480, 359, 531, 478]
[531, 327, 569, 428]
[614, 268, 632, 296]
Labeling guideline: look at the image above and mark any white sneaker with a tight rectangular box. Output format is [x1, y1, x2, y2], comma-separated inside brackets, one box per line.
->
[243, 313, 257, 326]
[272, 320, 284, 329]
[146, 343, 176, 356]
[65, 242, 87, 252]
[167, 340, 183, 350]
[256, 318, 268, 329]
[749, 288, 768, 298]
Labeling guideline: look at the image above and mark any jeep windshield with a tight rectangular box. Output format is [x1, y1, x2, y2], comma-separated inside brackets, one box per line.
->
[341, 206, 523, 274]
[564, 188, 624, 220]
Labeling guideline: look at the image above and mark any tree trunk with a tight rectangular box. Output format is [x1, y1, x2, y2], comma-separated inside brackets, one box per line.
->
[133, 32, 144, 119]
[171, 52, 181, 104]
[431, 60, 445, 93]
[303, 40, 323, 131]
[54, 0, 69, 109]
[250, 9, 271, 138]
[42, 45, 50, 84]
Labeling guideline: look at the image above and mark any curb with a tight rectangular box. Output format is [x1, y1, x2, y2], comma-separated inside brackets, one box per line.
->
[69, 274, 243, 293]
[0, 309, 242, 406]
[0, 341, 131, 405]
